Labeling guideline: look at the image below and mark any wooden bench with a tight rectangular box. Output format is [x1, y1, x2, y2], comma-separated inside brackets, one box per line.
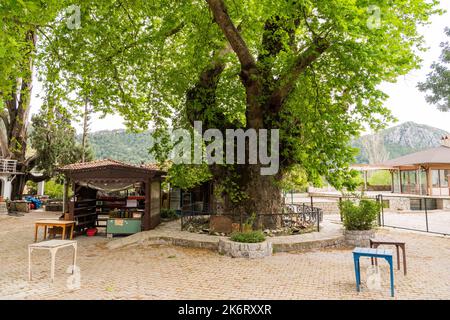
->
[370, 239, 407, 275]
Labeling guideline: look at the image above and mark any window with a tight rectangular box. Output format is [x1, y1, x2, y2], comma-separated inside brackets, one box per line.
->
[440, 170, 449, 187]
[432, 169, 450, 188]
[392, 171, 400, 193]
[401, 170, 417, 194]
[432, 170, 440, 188]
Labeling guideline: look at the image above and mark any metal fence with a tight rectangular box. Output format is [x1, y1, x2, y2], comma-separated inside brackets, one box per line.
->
[294, 192, 450, 236]
[180, 203, 323, 232]
[376, 194, 450, 236]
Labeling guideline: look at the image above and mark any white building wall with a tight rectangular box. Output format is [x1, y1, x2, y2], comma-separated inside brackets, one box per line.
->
[37, 181, 45, 196]
[0, 175, 12, 200]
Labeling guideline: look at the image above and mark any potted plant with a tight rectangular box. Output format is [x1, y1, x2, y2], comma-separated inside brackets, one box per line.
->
[218, 214, 272, 258]
[339, 197, 380, 247]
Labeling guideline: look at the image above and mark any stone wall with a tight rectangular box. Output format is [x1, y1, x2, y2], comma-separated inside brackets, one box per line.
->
[218, 239, 273, 259]
[0, 202, 7, 214]
[383, 196, 410, 211]
[344, 229, 375, 247]
[295, 200, 340, 215]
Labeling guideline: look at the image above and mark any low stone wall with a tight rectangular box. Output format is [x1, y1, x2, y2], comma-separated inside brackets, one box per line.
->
[344, 229, 375, 247]
[218, 239, 273, 259]
[384, 197, 410, 211]
[295, 201, 340, 215]
[0, 202, 7, 214]
[272, 237, 345, 252]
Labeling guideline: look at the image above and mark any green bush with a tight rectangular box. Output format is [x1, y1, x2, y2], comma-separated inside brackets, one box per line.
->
[160, 208, 178, 220]
[339, 199, 380, 231]
[230, 231, 266, 243]
[44, 180, 64, 199]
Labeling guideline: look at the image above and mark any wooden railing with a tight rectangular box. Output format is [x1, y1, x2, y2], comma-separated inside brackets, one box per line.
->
[0, 159, 17, 173]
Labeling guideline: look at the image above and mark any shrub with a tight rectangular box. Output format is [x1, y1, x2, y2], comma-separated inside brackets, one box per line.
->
[160, 208, 178, 220]
[339, 199, 380, 231]
[230, 231, 266, 243]
[44, 180, 64, 199]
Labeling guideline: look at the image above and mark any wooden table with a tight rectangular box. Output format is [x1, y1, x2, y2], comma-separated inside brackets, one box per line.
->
[370, 238, 407, 275]
[353, 247, 395, 297]
[34, 220, 75, 242]
[28, 240, 77, 282]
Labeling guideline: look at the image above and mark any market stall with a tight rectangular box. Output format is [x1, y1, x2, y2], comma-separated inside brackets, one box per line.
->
[58, 159, 166, 236]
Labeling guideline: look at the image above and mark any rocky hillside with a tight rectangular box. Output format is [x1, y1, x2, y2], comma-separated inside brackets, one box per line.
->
[82, 122, 449, 165]
[353, 122, 449, 164]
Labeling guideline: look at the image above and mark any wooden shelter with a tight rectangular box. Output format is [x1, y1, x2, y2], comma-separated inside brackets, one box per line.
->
[58, 159, 166, 232]
[355, 136, 450, 196]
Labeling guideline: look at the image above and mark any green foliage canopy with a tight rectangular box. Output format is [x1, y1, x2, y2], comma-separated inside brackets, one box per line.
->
[419, 27, 450, 111]
[29, 105, 92, 178]
[36, 0, 439, 191]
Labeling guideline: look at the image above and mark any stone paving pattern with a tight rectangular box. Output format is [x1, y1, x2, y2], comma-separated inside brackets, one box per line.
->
[0, 211, 449, 299]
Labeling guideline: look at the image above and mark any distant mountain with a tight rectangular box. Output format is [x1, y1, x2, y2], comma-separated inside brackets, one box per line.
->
[81, 122, 449, 165]
[353, 122, 449, 164]
[84, 129, 153, 164]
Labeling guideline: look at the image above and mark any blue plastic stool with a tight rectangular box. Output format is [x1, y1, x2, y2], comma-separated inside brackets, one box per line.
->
[352, 247, 394, 297]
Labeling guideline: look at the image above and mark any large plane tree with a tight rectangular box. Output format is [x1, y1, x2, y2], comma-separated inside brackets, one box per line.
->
[0, 0, 86, 198]
[38, 0, 438, 218]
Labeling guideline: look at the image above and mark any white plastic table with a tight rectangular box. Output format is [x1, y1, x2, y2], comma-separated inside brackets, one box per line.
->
[28, 240, 77, 282]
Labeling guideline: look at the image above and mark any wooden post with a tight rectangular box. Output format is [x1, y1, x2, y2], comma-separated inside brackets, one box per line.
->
[63, 178, 69, 214]
[364, 171, 368, 191]
[143, 179, 151, 231]
[426, 167, 432, 196]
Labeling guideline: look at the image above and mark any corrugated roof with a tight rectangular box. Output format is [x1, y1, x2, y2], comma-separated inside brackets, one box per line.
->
[58, 159, 164, 173]
[381, 145, 450, 167]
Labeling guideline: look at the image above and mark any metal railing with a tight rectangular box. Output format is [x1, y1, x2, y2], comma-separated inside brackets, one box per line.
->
[0, 159, 17, 173]
[295, 192, 450, 236]
[180, 204, 323, 232]
[376, 194, 450, 236]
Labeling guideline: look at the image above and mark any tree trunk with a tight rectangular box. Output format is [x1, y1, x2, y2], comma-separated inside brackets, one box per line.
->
[2, 30, 37, 199]
[10, 173, 28, 200]
[212, 164, 284, 229]
[81, 97, 90, 163]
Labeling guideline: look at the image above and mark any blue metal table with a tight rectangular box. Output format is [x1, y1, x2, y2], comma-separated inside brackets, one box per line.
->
[352, 247, 394, 297]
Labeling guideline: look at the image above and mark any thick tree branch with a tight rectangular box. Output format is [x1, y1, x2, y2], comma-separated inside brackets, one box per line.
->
[0, 127, 10, 157]
[28, 173, 50, 183]
[205, 0, 256, 71]
[267, 38, 330, 113]
[186, 44, 233, 130]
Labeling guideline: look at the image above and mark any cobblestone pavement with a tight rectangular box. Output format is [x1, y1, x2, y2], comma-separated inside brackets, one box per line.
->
[0, 211, 449, 300]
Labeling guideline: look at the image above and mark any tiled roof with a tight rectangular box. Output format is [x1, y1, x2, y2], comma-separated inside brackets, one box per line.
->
[58, 159, 165, 173]
[381, 145, 450, 167]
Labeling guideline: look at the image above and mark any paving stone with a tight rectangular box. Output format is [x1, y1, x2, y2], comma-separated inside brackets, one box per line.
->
[0, 211, 449, 299]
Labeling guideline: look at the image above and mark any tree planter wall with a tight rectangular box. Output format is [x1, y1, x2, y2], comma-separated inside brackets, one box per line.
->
[218, 239, 273, 259]
[344, 229, 375, 247]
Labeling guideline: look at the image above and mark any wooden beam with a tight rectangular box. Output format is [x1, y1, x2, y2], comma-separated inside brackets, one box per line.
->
[143, 179, 151, 231]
